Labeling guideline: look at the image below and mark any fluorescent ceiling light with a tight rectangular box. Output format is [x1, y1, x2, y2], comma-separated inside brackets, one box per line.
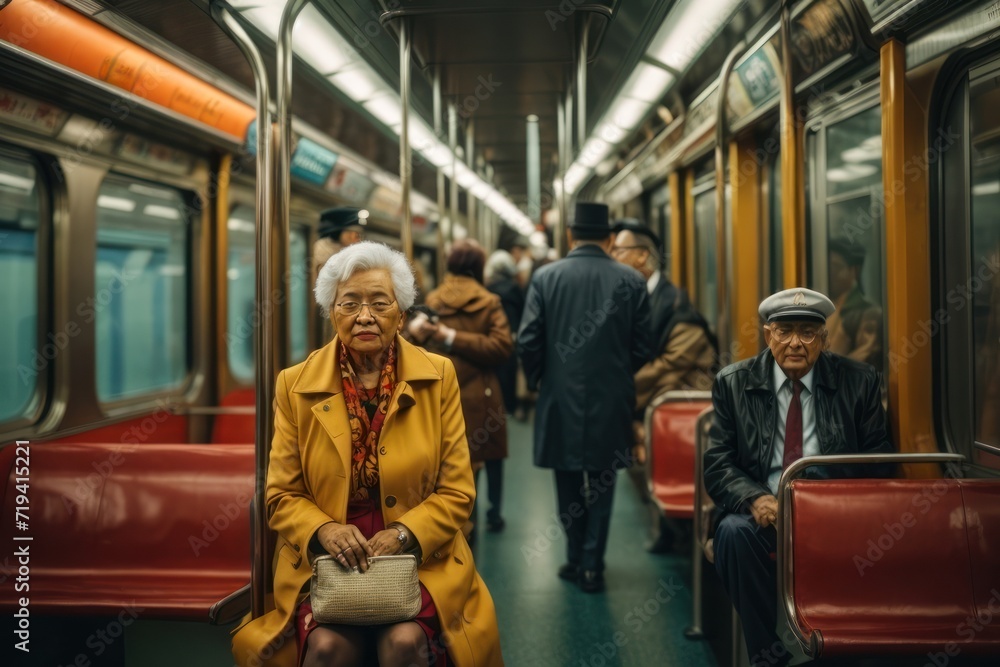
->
[328, 67, 382, 102]
[98, 195, 136, 212]
[143, 204, 181, 220]
[649, 0, 743, 71]
[364, 96, 402, 130]
[292, 5, 353, 74]
[596, 122, 627, 145]
[610, 98, 650, 131]
[624, 64, 674, 103]
[128, 183, 175, 199]
[228, 218, 255, 233]
[841, 147, 880, 163]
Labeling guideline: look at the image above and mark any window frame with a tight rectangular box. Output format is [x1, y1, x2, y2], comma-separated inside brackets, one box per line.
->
[937, 50, 1000, 472]
[0, 144, 52, 431]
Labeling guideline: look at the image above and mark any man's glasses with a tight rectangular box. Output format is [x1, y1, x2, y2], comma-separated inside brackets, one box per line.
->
[767, 325, 822, 345]
[335, 300, 397, 316]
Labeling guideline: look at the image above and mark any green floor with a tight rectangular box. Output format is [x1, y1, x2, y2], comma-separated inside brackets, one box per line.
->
[118, 416, 718, 667]
[473, 416, 718, 667]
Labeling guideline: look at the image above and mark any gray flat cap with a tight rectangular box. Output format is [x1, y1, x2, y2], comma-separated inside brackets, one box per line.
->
[759, 287, 835, 323]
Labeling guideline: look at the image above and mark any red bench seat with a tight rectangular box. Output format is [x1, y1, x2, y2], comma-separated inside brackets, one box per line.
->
[646, 392, 712, 519]
[0, 442, 254, 619]
[788, 478, 1000, 657]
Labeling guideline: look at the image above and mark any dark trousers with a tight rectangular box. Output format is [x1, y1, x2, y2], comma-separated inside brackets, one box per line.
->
[714, 513, 789, 667]
[473, 459, 504, 522]
[554, 469, 617, 573]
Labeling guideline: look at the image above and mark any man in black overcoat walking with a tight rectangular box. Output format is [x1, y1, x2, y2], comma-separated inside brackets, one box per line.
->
[517, 202, 653, 592]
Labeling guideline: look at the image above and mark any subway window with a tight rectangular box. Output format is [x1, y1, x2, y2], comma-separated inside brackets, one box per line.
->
[969, 70, 1000, 454]
[95, 176, 190, 402]
[767, 147, 783, 293]
[693, 179, 718, 330]
[226, 206, 311, 383]
[0, 152, 42, 424]
[808, 103, 886, 376]
[289, 225, 309, 364]
[227, 205, 255, 384]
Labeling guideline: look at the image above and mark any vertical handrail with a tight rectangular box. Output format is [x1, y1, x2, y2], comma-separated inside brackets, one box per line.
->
[686, 405, 715, 640]
[448, 103, 458, 243]
[714, 39, 745, 363]
[398, 17, 413, 261]
[433, 66, 446, 282]
[576, 16, 588, 152]
[209, 0, 274, 620]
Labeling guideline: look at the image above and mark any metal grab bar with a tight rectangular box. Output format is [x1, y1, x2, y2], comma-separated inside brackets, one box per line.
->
[776, 452, 967, 658]
[166, 405, 256, 416]
[687, 405, 716, 641]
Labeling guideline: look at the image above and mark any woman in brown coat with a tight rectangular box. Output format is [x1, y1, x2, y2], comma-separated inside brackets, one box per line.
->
[411, 240, 513, 536]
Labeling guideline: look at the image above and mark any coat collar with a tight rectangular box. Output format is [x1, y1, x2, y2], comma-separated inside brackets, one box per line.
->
[746, 348, 838, 393]
[567, 244, 611, 260]
[291, 334, 442, 395]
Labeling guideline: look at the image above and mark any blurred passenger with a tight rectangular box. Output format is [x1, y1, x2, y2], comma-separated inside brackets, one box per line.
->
[704, 287, 892, 667]
[484, 250, 526, 420]
[233, 242, 502, 667]
[611, 221, 717, 553]
[508, 234, 532, 288]
[518, 202, 652, 593]
[311, 206, 368, 273]
[414, 240, 513, 538]
[825, 237, 883, 368]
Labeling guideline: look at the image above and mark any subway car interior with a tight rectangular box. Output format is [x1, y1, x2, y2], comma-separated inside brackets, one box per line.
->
[1, 0, 999, 665]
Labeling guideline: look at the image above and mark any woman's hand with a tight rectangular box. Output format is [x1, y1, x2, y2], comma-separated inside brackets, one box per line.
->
[368, 528, 406, 556]
[316, 522, 374, 572]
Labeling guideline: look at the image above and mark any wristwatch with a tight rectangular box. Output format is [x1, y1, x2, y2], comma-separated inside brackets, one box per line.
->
[393, 525, 408, 546]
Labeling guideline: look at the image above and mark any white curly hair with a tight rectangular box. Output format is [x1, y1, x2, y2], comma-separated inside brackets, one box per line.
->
[314, 241, 417, 317]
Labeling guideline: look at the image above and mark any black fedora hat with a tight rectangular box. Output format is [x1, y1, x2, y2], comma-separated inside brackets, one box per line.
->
[318, 207, 368, 241]
[570, 202, 610, 240]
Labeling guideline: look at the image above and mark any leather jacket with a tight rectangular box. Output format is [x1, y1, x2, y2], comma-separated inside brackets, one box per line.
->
[704, 349, 893, 514]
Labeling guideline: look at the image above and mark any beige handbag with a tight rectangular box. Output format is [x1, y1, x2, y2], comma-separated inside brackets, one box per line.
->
[310, 554, 421, 625]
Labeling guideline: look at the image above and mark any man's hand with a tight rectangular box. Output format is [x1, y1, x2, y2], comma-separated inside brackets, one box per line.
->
[750, 494, 779, 528]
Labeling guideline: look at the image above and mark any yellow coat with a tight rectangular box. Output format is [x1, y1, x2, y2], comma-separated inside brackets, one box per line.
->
[232, 336, 503, 667]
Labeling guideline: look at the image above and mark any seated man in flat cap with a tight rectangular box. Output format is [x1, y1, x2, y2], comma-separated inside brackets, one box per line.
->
[704, 287, 893, 667]
[312, 206, 368, 273]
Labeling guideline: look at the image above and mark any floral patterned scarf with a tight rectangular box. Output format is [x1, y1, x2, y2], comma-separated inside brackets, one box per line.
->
[339, 341, 396, 501]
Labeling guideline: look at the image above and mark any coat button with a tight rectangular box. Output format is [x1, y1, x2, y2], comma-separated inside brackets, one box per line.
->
[380, 446, 387, 455]
[434, 551, 443, 559]
[385, 495, 397, 508]
[293, 543, 300, 552]
[485, 387, 492, 397]
[323, 405, 330, 412]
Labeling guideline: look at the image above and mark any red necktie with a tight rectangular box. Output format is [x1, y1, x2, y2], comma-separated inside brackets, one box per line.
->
[783, 380, 803, 468]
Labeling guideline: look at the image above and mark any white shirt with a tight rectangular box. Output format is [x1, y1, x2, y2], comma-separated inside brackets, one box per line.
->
[767, 361, 820, 494]
[646, 270, 661, 295]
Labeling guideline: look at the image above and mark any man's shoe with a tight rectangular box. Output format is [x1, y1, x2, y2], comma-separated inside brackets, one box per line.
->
[486, 517, 506, 533]
[557, 563, 580, 582]
[578, 570, 605, 593]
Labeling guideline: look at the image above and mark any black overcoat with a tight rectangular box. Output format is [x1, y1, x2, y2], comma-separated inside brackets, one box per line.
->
[517, 245, 652, 470]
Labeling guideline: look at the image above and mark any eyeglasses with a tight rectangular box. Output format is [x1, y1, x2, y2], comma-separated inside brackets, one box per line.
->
[768, 325, 822, 345]
[335, 300, 397, 316]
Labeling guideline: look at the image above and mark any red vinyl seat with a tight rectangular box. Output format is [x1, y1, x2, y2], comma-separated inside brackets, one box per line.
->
[646, 395, 712, 519]
[788, 478, 1000, 657]
[211, 387, 257, 444]
[0, 442, 254, 619]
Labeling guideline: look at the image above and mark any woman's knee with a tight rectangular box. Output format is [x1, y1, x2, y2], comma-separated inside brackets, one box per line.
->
[304, 626, 363, 664]
[376, 622, 427, 662]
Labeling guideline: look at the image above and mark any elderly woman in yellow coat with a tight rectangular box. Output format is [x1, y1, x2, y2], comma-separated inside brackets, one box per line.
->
[232, 242, 503, 667]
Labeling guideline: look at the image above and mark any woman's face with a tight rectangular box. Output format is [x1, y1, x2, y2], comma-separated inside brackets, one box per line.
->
[332, 269, 402, 356]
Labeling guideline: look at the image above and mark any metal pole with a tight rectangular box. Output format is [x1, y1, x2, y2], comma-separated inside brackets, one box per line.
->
[466, 118, 476, 241]
[576, 17, 589, 152]
[434, 67, 446, 282]
[399, 18, 413, 261]
[448, 103, 458, 243]
[527, 114, 541, 225]
[714, 39, 745, 366]
[210, 0, 274, 620]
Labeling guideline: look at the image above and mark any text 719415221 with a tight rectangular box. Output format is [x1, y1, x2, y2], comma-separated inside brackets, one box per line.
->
[11, 440, 31, 654]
